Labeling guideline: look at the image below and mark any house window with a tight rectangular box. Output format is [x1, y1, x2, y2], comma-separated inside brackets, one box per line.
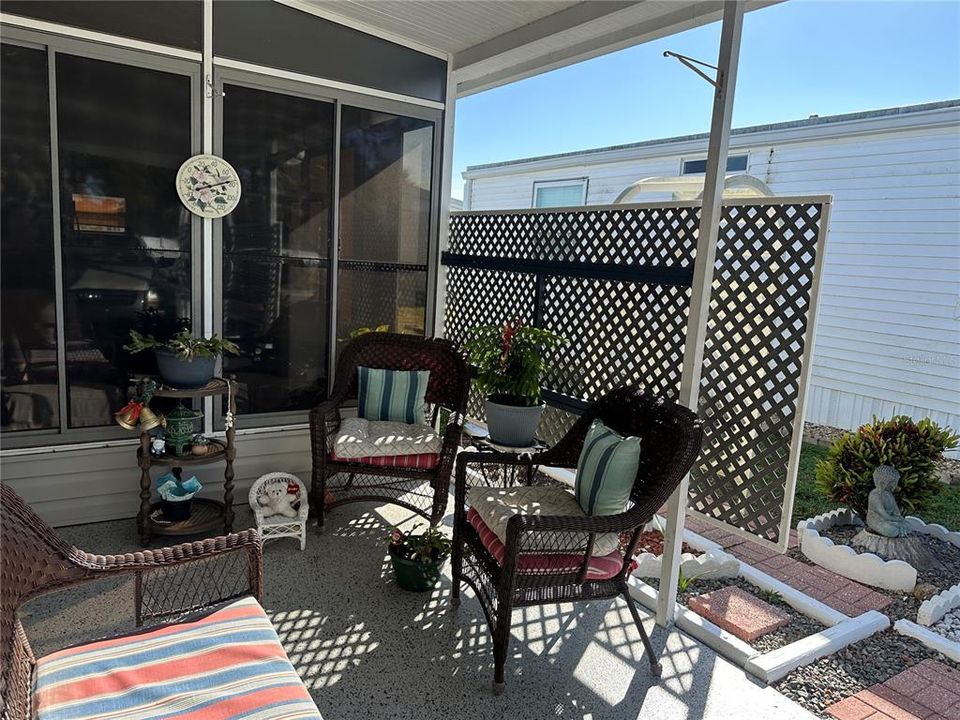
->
[681, 154, 748, 175]
[1, 39, 196, 445]
[533, 179, 587, 208]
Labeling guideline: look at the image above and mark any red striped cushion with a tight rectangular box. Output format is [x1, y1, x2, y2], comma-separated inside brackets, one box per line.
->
[34, 596, 321, 720]
[467, 508, 623, 580]
[330, 451, 438, 469]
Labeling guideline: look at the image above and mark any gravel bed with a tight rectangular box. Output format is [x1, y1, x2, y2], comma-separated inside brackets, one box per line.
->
[644, 576, 826, 653]
[932, 609, 960, 642]
[775, 630, 959, 717]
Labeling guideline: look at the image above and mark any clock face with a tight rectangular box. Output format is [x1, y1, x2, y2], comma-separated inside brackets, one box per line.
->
[175, 154, 242, 218]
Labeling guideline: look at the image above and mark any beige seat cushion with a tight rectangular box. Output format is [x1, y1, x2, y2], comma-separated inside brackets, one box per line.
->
[333, 417, 442, 458]
[466, 485, 620, 555]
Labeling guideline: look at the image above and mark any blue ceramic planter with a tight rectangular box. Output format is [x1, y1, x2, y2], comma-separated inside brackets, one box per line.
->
[155, 349, 216, 389]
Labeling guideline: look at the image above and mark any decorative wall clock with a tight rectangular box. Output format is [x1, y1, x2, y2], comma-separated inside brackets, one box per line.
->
[175, 154, 242, 218]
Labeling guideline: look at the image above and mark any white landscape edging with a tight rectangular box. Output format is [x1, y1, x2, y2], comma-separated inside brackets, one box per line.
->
[630, 520, 889, 683]
[797, 509, 917, 592]
[917, 583, 960, 627]
[905, 516, 960, 549]
[633, 547, 740, 581]
[894, 619, 960, 663]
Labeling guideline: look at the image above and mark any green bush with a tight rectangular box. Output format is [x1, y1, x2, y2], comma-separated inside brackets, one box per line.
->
[815, 416, 958, 518]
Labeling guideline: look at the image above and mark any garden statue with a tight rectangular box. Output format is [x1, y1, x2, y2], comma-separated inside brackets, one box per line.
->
[865, 465, 911, 538]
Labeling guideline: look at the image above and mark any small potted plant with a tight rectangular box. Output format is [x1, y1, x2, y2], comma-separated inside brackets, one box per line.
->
[465, 320, 565, 446]
[124, 328, 240, 388]
[387, 525, 453, 592]
[191, 434, 211, 456]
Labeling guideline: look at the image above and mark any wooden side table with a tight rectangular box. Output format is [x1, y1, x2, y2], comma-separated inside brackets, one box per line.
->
[136, 377, 236, 547]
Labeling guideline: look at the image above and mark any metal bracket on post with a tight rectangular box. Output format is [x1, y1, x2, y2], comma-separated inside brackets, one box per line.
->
[656, 0, 745, 627]
[662, 51, 719, 87]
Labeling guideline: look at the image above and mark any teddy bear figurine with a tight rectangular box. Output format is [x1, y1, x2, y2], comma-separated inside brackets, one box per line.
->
[258, 483, 299, 519]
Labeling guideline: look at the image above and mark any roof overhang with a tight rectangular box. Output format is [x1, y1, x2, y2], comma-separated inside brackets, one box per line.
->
[299, 0, 779, 97]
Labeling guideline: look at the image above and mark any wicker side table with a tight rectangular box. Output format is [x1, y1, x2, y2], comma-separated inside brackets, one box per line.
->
[136, 377, 237, 547]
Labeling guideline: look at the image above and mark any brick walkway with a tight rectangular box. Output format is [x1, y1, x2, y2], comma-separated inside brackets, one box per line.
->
[826, 660, 960, 720]
[684, 516, 892, 616]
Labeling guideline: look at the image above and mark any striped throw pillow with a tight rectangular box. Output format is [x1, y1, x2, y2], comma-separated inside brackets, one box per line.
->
[357, 366, 430, 425]
[574, 420, 641, 515]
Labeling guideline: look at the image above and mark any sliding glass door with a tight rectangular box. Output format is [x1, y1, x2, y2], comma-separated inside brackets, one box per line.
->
[337, 107, 434, 342]
[220, 83, 335, 417]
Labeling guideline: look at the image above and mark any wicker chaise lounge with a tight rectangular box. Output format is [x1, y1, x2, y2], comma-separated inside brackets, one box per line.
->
[452, 386, 704, 692]
[310, 332, 469, 529]
[0, 483, 321, 720]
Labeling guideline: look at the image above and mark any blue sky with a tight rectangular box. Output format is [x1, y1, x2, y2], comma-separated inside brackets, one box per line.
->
[451, 0, 960, 199]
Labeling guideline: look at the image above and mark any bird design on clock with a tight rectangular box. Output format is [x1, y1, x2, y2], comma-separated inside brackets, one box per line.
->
[175, 154, 242, 218]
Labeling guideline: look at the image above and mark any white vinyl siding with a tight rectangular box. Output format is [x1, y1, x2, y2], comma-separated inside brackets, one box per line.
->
[462, 105, 960, 451]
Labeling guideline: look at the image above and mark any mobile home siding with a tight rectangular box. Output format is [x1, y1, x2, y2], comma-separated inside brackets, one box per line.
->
[462, 103, 960, 450]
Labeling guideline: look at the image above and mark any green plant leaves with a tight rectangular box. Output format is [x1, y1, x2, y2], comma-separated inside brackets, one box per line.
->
[464, 322, 566, 405]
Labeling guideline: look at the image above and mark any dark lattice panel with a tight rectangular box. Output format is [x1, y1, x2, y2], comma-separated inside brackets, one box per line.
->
[450, 207, 698, 265]
[542, 277, 689, 401]
[444, 201, 827, 546]
[689, 203, 824, 543]
[443, 267, 537, 347]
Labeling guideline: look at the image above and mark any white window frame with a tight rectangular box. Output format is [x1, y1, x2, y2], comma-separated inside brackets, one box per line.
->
[680, 153, 748, 175]
[531, 178, 588, 209]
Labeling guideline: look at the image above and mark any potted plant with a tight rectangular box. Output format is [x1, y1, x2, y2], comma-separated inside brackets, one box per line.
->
[124, 328, 239, 389]
[191, 434, 211, 457]
[466, 320, 565, 447]
[387, 525, 453, 592]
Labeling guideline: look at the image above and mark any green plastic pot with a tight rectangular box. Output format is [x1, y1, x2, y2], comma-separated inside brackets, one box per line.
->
[389, 549, 446, 592]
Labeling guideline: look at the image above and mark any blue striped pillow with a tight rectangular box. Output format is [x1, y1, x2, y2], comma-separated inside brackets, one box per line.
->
[357, 366, 430, 425]
[574, 420, 641, 515]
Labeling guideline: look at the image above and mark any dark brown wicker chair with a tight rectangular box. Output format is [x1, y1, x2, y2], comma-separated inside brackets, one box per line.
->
[452, 386, 704, 693]
[310, 332, 470, 529]
[0, 483, 263, 719]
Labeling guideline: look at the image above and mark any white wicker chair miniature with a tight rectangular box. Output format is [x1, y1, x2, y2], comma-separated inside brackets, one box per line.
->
[249, 472, 309, 550]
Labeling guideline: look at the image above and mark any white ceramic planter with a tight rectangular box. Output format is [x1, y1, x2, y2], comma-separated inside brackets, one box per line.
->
[632, 547, 740, 580]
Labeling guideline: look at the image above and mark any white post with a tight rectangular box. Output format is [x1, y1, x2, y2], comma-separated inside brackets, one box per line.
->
[202, 0, 215, 435]
[433, 68, 458, 338]
[656, 0, 745, 626]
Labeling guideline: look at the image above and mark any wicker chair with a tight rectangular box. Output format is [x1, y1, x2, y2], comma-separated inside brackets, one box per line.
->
[0, 482, 264, 719]
[310, 332, 470, 529]
[452, 386, 704, 693]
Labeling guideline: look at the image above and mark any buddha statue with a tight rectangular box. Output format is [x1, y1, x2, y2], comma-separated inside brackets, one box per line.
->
[865, 465, 911, 538]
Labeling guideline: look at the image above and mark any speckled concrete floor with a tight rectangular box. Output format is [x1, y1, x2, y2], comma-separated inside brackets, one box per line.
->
[22, 498, 817, 720]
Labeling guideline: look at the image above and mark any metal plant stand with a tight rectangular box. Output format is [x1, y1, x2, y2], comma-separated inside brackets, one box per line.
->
[136, 378, 237, 547]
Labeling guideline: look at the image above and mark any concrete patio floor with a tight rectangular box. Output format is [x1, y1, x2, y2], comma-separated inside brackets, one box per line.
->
[21, 498, 818, 720]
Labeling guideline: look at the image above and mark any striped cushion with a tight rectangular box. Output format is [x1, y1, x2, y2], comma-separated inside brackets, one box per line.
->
[330, 451, 439, 469]
[574, 420, 641, 516]
[468, 508, 623, 580]
[357, 366, 429, 425]
[35, 596, 321, 720]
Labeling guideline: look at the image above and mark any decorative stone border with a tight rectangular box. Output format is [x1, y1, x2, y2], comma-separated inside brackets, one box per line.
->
[796, 508, 917, 592]
[630, 518, 889, 683]
[918, 583, 960, 627]
[905, 516, 960, 549]
[632, 547, 740, 580]
[893, 619, 960, 663]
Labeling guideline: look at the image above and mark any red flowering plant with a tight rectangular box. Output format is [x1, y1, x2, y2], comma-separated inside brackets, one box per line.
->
[388, 525, 453, 564]
[465, 320, 565, 407]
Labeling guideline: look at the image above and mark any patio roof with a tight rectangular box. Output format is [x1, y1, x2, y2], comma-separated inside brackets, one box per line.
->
[296, 0, 778, 95]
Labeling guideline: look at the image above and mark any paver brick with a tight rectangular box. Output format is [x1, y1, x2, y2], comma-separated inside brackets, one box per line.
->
[687, 586, 790, 642]
[828, 696, 880, 720]
[860, 688, 929, 720]
[885, 670, 930, 695]
[914, 685, 960, 715]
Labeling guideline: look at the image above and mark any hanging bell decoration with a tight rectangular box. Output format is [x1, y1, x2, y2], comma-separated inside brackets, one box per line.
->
[114, 401, 143, 431]
[138, 406, 163, 432]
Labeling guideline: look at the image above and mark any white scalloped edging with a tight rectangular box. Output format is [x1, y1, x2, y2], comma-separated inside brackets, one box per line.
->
[797, 507, 917, 592]
[918, 583, 960, 626]
[905, 516, 960, 548]
[633, 548, 740, 580]
[894, 619, 960, 663]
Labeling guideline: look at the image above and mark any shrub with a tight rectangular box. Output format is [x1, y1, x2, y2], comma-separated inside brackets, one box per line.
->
[815, 416, 958, 518]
